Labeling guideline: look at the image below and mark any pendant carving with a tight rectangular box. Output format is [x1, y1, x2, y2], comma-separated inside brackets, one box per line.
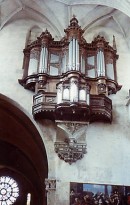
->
[54, 138, 87, 164]
[54, 121, 88, 164]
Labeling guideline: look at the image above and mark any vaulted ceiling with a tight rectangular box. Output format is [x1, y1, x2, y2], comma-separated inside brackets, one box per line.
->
[0, 0, 130, 41]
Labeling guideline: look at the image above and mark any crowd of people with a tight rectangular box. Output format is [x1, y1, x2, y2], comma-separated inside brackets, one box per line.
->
[70, 189, 130, 205]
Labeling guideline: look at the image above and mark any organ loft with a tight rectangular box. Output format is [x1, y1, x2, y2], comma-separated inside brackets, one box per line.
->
[19, 16, 121, 164]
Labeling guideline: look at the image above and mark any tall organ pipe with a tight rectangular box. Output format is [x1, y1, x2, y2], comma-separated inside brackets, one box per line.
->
[39, 46, 48, 73]
[101, 50, 105, 76]
[72, 38, 76, 69]
[68, 38, 79, 71]
[76, 39, 79, 71]
[69, 40, 73, 70]
[97, 49, 105, 76]
[70, 78, 78, 102]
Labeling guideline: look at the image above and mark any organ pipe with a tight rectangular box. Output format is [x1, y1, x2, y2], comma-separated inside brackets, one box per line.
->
[57, 84, 63, 104]
[70, 78, 78, 102]
[28, 49, 39, 75]
[39, 46, 48, 73]
[72, 38, 76, 69]
[97, 49, 105, 77]
[69, 39, 73, 70]
[76, 39, 79, 70]
[68, 38, 79, 71]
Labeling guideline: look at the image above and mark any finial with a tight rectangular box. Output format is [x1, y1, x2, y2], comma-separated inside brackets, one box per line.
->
[70, 14, 78, 26]
[113, 35, 117, 51]
[72, 14, 76, 18]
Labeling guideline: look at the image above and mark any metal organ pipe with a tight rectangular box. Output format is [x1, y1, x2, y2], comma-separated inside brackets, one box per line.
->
[43, 47, 45, 71]
[39, 47, 44, 72]
[76, 39, 79, 71]
[68, 38, 79, 71]
[86, 87, 90, 105]
[69, 39, 73, 70]
[100, 51, 102, 75]
[39, 46, 48, 73]
[44, 47, 48, 73]
[81, 54, 85, 74]
[57, 84, 63, 104]
[62, 53, 67, 73]
[72, 38, 76, 69]
[101, 50, 105, 76]
[97, 51, 99, 76]
[70, 78, 78, 102]
[64, 54, 66, 72]
[97, 49, 105, 77]
[28, 49, 39, 75]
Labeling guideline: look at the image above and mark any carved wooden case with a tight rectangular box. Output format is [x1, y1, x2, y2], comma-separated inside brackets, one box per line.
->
[19, 16, 121, 123]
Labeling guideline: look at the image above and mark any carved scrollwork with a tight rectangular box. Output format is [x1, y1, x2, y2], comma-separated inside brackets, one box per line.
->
[54, 138, 87, 164]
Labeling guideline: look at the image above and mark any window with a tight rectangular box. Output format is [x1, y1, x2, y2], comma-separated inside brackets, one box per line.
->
[0, 176, 19, 205]
[27, 193, 31, 205]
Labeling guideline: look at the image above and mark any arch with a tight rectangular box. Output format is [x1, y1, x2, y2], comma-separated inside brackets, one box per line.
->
[57, 0, 130, 18]
[0, 93, 48, 205]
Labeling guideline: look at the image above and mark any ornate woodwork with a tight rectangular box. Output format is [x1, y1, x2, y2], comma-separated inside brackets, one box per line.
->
[19, 16, 121, 163]
[54, 138, 87, 164]
[55, 121, 88, 164]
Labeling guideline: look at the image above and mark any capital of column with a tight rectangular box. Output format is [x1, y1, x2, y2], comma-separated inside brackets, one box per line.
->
[45, 179, 56, 191]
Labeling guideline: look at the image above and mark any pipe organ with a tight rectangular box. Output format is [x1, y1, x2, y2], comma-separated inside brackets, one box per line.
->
[19, 16, 122, 123]
[19, 16, 122, 163]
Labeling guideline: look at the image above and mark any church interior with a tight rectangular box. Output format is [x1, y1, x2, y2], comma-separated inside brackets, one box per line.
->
[0, 0, 130, 204]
